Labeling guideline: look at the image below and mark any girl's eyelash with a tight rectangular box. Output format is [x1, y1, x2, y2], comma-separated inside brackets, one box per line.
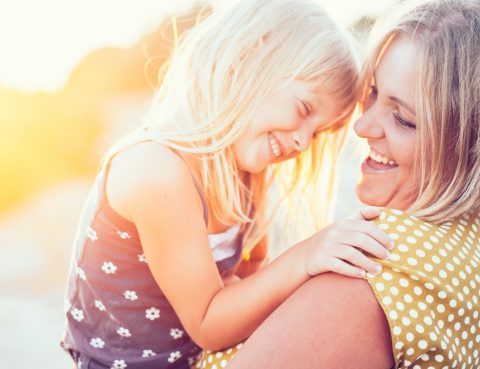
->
[393, 112, 416, 129]
[370, 84, 378, 96]
[300, 101, 312, 116]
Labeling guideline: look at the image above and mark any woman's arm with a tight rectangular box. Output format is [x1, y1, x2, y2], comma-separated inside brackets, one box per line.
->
[227, 272, 395, 369]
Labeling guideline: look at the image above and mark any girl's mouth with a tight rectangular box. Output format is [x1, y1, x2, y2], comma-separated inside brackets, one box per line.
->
[268, 132, 284, 158]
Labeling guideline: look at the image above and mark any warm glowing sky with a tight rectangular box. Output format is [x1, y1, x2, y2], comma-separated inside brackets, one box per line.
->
[0, 0, 395, 93]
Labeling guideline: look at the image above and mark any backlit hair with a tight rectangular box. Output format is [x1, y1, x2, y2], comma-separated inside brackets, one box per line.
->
[359, 0, 480, 222]
[106, 0, 359, 250]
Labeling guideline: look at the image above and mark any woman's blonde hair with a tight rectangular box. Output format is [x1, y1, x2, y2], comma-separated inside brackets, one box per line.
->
[106, 0, 359, 250]
[359, 0, 480, 222]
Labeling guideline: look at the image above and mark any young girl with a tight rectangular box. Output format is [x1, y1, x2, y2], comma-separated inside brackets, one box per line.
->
[61, 1, 392, 368]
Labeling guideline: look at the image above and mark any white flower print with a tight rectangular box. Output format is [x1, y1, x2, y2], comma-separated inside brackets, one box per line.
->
[123, 290, 138, 301]
[64, 299, 72, 313]
[71, 308, 84, 322]
[75, 265, 87, 281]
[117, 231, 131, 239]
[110, 359, 127, 369]
[86, 226, 98, 241]
[142, 349, 156, 357]
[101, 261, 117, 274]
[170, 328, 184, 340]
[145, 307, 160, 321]
[94, 300, 106, 311]
[168, 351, 182, 364]
[117, 327, 132, 337]
[137, 254, 147, 263]
[90, 337, 105, 349]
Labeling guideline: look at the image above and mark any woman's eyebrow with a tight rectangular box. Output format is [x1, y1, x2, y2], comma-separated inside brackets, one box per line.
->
[389, 96, 416, 116]
[373, 72, 416, 115]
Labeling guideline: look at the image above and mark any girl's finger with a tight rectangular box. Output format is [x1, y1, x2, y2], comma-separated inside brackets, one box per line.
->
[347, 205, 382, 221]
[335, 245, 383, 275]
[327, 257, 366, 279]
[340, 219, 393, 252]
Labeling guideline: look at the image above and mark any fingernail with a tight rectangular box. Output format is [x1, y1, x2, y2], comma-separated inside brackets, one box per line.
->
[374, 264, 383, 274]
[385, 251, 390, 260]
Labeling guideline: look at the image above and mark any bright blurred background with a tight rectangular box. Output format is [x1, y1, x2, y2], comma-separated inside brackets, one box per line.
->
[0, 0, 400, 367]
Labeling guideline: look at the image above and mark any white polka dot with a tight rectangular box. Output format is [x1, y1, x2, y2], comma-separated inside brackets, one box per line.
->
[397, 225, 407, 232]
[375, 282, 385, 292]
[404, 294, 413, 303]
[406, 333, 415, 342]
[407, 236, 417, 244]
[399, 278, 409, 288]
[416, 324, 425, 333]
[424, 263, 434, 272]
[398, 244, 409, 252]
[438, 290, 447, 299]
[402, 317, 411, 326]
[390, 286, 399, 295]
[382, 272, 393, 281]
[409, 309, 419, 318]
[393, 326, 402, 335]
[407, 257, 418, 266]
[416, 249, 426, 258]
[389, 310, 398, 320]
[220, 359, 228, 368]
[418, 340, 428, 349]
[382, 296, 392, 305]
[423, 242, 433, 250]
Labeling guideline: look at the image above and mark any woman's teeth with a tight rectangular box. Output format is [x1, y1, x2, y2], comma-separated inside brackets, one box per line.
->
[269, 134, 282, 158]
[369, 150, 397, 166]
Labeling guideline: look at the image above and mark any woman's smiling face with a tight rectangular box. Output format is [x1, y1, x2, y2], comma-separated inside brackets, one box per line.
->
[355, 37, 420, 210]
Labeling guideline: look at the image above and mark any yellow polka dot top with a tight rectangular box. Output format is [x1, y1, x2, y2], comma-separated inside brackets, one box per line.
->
[367, 208, 480, 369]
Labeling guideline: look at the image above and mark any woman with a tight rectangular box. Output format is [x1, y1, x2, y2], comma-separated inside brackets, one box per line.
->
[197, 0, 480, 368]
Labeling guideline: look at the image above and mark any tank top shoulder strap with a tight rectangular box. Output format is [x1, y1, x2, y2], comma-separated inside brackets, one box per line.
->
[99, 140, 209, 227]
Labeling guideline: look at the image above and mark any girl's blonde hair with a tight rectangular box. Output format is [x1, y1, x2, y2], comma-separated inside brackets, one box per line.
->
[106, 0, 359, 251]
[359, 0, 480, 223]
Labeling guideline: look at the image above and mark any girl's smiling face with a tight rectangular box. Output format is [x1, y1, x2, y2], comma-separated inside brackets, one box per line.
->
[355, 37, 420, 210]
[232, 80, 343, 174]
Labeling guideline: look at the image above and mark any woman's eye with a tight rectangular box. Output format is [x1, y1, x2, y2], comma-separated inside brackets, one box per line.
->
[370, 84, 378, 97]
[393, 112, 416, 129]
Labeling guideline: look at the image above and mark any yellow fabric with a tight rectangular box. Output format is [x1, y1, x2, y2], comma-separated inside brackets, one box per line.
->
[196, 208, 480, 369]
[194, 344, 242, 369]
[368, 208, 480, 368]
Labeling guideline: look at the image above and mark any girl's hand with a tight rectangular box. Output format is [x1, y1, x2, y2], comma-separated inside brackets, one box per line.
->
[302, 206, 392, 278]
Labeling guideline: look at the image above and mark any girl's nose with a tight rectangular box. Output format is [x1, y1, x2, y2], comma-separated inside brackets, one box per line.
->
[292, 131, 310, 152]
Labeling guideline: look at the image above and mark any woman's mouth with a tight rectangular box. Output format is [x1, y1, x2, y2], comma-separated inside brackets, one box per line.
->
[268, 133, 284, 159]
[363, 148, 399, 172]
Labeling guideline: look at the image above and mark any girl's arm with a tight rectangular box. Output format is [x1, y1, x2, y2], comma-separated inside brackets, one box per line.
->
[227, 272, 395, 369]
[107, 142, 391, 351]
[234, 236, 269, 279]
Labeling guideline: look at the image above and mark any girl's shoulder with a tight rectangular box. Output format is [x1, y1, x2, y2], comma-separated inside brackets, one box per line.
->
[106, 141, 202, 222]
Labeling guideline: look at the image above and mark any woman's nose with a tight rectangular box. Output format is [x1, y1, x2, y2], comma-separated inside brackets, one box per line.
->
[353, 107, 384, 139]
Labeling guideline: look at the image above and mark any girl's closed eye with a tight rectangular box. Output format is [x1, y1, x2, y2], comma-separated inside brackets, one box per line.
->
[298, 100, 313, 117]
[393, 111, 416, 129]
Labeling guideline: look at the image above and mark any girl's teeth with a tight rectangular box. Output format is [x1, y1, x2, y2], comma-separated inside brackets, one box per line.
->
[269, 136, 281, 158]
